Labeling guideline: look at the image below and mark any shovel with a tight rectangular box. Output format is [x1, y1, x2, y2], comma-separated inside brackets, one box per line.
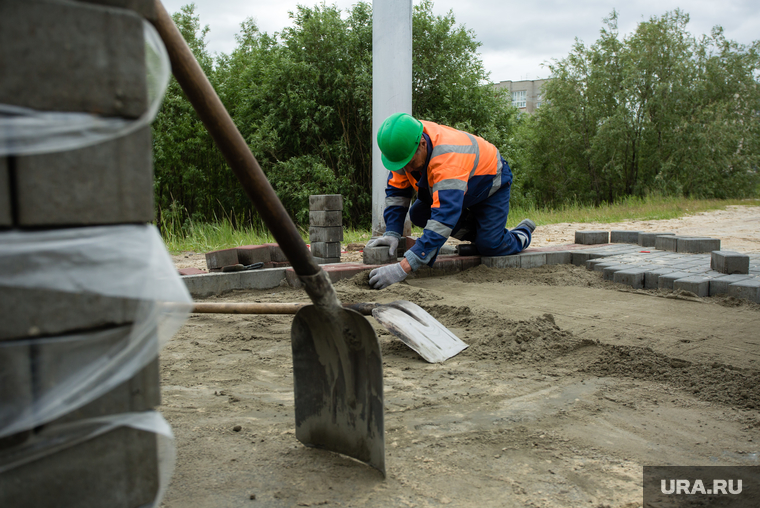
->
[152, 1, 384, 473]
[192, 301, 469, 363]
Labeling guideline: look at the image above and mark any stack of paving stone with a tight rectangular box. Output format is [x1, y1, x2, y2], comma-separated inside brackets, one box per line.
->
[309, 194, 343, 264]
[0, 2, 169, 506]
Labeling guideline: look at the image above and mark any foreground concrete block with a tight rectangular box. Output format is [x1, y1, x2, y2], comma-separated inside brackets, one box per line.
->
[0, 158, 10, 227]
[612, 268, 647, 289]
[575, 231, 609, 245]
[655, 235, 679, 252]
[0, 345, 33, 435]
[728, 279, 760, 303]
[73, 0, 157, 19]
[520, 253, 546, 269]
[309, 226, 343, 243]
[363, 246, 396, 265]
[610, 231, 640, 244]
[545, 251, 572, 265]
[311, 242, 341, 259]
[639, 232, 674, 247]
[0, 0, 147, 118]
[0, 426, 159, 508]
[309, 194, 343, 211]
[15, 127, 153, 226]
[711, 250, 750, 275]
[0, 289, 140, 341]
[309, 211, 342, 227]
[481, 256, 520, 269]
[673, 276, 710, 297]
[677, 237, 720, 254]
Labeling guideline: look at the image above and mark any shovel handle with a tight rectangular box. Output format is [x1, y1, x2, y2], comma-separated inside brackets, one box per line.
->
[151, 1, 319, 279]
[192, 302, 377, 315]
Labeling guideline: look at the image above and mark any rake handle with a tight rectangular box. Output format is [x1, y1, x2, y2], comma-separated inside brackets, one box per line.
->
[192, 302, 378, 315]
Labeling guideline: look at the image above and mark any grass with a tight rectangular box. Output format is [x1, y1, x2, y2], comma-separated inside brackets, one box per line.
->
[161, 196, 760, 254]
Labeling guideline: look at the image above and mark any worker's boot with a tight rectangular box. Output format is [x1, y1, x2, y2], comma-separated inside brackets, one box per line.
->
[515, 218, 536, 233]
[456, 243, 480, 256]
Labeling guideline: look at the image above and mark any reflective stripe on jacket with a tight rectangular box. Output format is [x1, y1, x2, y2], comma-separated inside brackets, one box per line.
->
[383, 121, 512, 265]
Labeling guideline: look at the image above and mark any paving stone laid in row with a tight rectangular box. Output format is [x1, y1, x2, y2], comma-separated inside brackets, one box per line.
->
[182, 237, 760, 304]
[579, 247, 760, 302]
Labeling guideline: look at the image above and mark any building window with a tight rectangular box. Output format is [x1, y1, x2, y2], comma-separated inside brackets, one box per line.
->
[511, 90, 526, 108]
[536, 92, 543, 108]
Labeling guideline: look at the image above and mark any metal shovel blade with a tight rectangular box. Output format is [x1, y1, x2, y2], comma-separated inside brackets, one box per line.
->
[371, 301, 469, 363]
[291, 305, 385, 475]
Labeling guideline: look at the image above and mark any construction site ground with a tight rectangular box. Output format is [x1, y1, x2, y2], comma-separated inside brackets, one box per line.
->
[161, 206, 760, 508]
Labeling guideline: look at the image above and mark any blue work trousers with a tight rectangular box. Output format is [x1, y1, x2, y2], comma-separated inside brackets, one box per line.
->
[409, 182, 531, 257]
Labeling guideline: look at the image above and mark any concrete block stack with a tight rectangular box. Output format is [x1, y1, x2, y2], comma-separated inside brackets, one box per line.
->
[0, 2, 172, 506]
[309, 194, 343, 264]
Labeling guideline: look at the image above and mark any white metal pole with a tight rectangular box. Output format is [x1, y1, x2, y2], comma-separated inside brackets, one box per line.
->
[372, 0, 412, 236]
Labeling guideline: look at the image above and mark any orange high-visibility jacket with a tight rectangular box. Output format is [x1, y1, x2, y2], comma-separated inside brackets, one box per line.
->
[384, 120, 512, 263]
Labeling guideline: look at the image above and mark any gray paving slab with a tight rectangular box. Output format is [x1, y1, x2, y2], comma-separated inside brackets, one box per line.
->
[73, 0, 156, 19]
[728, 279, 760, 303]
[311, 242, 341, 259]
[655, 235, 679, 252]
[571, 250, 608, 266]
[309, 194, 343, 211]
[0, 157, 10, 227]
[575, 231, 609, 244]
[658, 271, 694, 290]
[182, 268, 287, 298]
[677, 237, 721, 253]
[613, 268, 647, 289]
[0, 0, 148, 118]
[711, 250, 750, 275]
[15, 127, 153, 226]
[673, 276, 711, 297]
[639, 232, 674, 247]
[520, 252, 546, 269]
[545, 251, 573, 265]
[309, 226, 343, 243]
[602, 265, 632, 281]
[610, 231, 640, 243]
[309, 210, 342, 227]
[644, 268, 678, 290]
[363, 246, 395, 265]
[709, 274, 755, 296]
[313, 256, 341, 264]
[481, 255, 520, 268]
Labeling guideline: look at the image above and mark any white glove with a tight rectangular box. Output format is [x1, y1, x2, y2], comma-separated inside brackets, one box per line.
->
[365, 235, 399, 257]
[369, 263, 408, 290]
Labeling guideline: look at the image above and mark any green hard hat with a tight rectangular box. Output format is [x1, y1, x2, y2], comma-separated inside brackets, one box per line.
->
[377, 112, 424, 171]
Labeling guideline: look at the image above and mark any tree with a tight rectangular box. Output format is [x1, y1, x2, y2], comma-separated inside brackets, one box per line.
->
[516, 10, 760, 207]
[153, 2, 517, 229]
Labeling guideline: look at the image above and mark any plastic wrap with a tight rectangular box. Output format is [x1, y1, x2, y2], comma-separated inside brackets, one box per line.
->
[0, 411, 176, 508]
[0, 19, 170, 157]
[0, 225, 192, 438]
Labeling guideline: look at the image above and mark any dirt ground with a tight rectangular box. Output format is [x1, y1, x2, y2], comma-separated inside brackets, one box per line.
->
[161, 206, 760, 508]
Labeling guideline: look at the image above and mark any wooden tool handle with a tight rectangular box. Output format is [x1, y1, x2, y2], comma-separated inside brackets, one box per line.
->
[192, 302, 377, 315]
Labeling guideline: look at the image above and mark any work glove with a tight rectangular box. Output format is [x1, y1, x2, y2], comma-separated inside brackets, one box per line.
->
[369, 263, 408, 290]
[365, 235, 399, 257]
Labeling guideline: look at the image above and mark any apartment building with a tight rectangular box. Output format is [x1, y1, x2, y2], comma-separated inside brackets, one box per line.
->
[492, 79, 548, 114]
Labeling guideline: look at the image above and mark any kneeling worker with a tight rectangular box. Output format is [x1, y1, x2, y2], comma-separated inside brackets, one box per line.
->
[368, 112, 536, 289]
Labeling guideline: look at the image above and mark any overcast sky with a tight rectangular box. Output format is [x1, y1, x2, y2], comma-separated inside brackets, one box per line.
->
[161, 0, 759, 82]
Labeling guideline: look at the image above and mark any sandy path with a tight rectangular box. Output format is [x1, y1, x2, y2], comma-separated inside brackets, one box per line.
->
[160, 205, 760, 507]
